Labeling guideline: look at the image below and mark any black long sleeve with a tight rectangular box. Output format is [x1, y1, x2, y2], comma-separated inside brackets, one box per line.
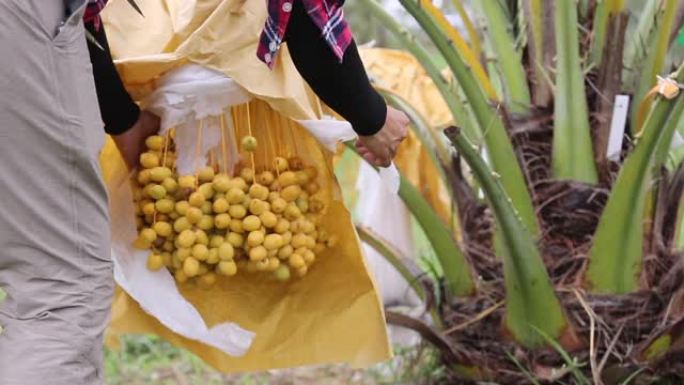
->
[85, 2, 385, 136]
[85, 22, 140, 135]
[284, 0, 387, 136]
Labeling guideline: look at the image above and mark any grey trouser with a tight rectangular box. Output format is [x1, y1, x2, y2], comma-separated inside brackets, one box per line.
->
[0, 1, 113, 384]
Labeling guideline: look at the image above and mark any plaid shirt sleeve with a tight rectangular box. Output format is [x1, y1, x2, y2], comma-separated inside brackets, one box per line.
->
[84, 0, 352, 69]
[84, 0, 108, 30]
[257, 0, 352, 68]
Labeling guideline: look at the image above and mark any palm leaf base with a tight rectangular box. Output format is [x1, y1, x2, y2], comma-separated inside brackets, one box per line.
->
[436, 122, 684, 385]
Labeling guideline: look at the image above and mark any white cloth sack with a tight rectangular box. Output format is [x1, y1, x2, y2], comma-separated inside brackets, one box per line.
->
[355, 162, 426, 346]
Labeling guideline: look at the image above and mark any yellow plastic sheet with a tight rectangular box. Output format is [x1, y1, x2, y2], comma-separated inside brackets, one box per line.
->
[101, 0, 390, 372]
[359, 48, 451, 127]
[102, 100, 391, 372]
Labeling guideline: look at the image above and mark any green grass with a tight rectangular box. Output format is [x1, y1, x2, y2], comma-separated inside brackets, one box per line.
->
[105, 335, 446, 385]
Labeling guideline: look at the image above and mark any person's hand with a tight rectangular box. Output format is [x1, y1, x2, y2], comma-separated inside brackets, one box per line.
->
[112, 110, 161, 170]
[356, 106, 409, 167]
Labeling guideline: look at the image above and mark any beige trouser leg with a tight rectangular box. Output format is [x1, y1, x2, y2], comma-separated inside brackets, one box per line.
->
[0, 1, 113, 384]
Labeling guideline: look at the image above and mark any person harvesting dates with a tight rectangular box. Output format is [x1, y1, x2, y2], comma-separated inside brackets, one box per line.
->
[0, 1, 407, 385]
